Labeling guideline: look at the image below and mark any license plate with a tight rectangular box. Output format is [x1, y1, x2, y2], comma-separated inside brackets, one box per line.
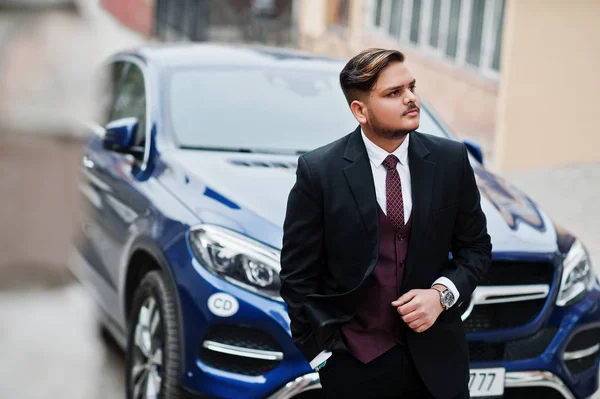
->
[469, 368, 505, 397]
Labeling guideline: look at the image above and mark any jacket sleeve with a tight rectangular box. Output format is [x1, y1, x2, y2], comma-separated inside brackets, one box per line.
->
[441, 145, 492, 303]
[279, 155, 325, 361]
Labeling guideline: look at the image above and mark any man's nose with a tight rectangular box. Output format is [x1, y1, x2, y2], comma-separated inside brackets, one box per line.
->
[404, 90, 417, 104]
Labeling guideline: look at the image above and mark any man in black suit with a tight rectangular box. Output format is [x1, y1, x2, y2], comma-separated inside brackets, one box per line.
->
[280, 48, 492, 398]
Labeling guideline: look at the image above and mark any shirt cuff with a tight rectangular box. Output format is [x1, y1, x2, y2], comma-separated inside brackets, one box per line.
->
[432, 277, 460, 307]
[309, 350, 332, 369]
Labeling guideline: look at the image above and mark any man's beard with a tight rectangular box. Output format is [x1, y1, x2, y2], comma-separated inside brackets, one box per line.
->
[369, 113, 411, 140]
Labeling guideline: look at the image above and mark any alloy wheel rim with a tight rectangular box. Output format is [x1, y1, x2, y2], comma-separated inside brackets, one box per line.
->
[131, 296, 164, 399]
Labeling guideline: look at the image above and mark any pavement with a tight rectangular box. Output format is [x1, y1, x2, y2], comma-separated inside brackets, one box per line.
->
[0, 285, 124, 399]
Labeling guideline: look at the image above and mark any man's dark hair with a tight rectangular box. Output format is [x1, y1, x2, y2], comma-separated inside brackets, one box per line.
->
[339, 48, 405, 105]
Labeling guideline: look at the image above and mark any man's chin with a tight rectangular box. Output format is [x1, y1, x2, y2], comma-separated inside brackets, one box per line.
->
[404, 122, 419, 133]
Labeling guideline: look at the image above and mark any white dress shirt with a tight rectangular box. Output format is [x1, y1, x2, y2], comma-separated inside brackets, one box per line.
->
[361, 129, 413, 219]
[309, 130, 459, 369]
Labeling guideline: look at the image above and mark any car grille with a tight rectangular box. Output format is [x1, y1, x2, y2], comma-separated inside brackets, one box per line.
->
[469, 327, 558, 362]
[479, 261, 554, 286]
[565, 326, 600, 353]
[564, 326, 600, 374]
[199, 325, 282, 376]
[203, 324, 281, 351]
[199, 348, 280, 376]
[462, 299, 546, 332]
[565, 354, 597, 375]
[460, 261, 555, 333]
[504, 387, 567, 399]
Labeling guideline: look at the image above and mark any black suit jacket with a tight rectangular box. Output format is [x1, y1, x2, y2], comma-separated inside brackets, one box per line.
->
[280, 127, 492, 398]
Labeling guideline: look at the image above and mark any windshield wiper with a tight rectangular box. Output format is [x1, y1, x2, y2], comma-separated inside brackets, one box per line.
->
[180, 145, 309, 155]
[180, 146, 254, 153]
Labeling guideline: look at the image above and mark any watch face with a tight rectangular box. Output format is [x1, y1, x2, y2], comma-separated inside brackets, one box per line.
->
[443, 290, 455, 307]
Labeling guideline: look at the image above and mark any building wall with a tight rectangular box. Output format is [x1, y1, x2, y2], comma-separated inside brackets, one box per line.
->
[296, 0, 500, 161]
[101, 0, 599, 170]
[494, 0, 600, 170]
[101, 0, 154, 37]
[361, 33, 498, 158]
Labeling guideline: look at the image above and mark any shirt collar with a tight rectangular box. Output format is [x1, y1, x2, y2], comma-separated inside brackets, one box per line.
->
[360, 128, 410, 168]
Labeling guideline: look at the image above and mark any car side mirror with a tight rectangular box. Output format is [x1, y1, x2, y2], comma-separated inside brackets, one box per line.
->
[102, 117, 144, 158]
[463, 139, 483, 165]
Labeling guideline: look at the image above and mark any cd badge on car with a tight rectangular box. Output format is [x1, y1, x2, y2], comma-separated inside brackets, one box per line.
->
[207, 292, 240, 317]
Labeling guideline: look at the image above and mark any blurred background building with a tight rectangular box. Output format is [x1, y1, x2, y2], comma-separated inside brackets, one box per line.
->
[102, 0, 600, 171]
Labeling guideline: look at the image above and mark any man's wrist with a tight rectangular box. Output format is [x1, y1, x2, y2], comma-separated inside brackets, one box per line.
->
[431, 277, 460, 308]
[431, 284, 452, 311]
[432, 284, 447, 292]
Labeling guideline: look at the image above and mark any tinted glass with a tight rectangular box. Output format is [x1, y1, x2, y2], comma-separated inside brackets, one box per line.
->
[110, 63, 146, 146]
[167, 67, 449, 153]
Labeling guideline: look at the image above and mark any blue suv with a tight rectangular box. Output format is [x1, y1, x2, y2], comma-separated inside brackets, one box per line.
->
[73, 44, 600, 399]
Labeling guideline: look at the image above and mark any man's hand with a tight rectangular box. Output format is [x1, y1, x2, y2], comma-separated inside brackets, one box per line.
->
[391, 288, 444, 333]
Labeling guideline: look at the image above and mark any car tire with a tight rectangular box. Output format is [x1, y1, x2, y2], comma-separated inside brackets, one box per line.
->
[125, 271, 186, 399]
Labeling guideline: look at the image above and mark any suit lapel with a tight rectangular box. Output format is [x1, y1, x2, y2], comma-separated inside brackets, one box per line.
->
[403, 132, 435, 286]
[342, 127, 378, 240]
[340, 129, 435, 288]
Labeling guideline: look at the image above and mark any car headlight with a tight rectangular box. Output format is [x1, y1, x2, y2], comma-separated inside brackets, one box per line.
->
[188, 224, 282, 301]
[557, 240, 595, 306]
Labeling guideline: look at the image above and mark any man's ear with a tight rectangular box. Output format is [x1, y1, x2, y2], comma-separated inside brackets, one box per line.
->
[350, 100, 368, 124]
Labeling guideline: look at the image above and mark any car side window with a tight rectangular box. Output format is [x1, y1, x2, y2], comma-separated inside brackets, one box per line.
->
[108, 62, 147, 148]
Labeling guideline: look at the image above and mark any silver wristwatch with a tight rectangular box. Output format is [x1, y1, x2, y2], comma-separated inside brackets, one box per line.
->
[433, 286, 455, 311]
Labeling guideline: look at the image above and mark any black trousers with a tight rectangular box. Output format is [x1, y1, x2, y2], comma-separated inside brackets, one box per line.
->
[317, 344, 469, 399]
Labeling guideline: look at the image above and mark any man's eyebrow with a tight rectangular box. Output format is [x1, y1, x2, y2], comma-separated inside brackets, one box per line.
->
[382, 79, 417, 92]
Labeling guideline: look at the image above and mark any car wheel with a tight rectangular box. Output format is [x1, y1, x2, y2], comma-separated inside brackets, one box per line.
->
[125, 271, 185, 399]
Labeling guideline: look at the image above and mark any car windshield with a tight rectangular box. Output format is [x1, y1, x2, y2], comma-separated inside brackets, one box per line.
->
[166, 67, 450, 153]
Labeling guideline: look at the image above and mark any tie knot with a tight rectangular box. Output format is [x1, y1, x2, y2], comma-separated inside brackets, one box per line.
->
[382, 155, 399, 170]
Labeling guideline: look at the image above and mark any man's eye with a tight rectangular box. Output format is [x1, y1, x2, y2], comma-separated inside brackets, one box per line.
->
[389, 90, 399, 97]
[409, 85, 416, 92]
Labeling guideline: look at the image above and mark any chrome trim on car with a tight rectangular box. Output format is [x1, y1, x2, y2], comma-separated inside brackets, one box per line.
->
[461, 284, 550, 321]
[563, 343, 600, 361]
[268, 370, 576, 399]
[266, 373, 321, 399]
[505, 371, 575, 399]
[202, 340, 284, 361]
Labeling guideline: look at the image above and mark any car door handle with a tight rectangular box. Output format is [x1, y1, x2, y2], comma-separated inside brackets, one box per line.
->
[83, 156, 95, 169]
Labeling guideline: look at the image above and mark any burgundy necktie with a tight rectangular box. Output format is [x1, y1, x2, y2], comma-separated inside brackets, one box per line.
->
[382, 155, 405, 230]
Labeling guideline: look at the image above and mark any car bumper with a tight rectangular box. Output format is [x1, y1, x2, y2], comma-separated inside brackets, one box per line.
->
[265, 370, 577, 399]
[469, 280, 600, 399]
[172, 241, 600, 399]
[168, 246, 313, 399]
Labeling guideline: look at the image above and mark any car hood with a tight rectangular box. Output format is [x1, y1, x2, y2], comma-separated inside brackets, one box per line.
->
[160, 149, 559, 253]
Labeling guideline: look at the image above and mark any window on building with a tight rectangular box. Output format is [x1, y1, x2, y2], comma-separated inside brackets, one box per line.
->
[368, 0, 505, 78]
[466, 0, 485, 66]
[409, 0, 422, 44]
[374, 0, 384, 27]
[429, 0, 441, 48]
[327, 0, 350, 27]
[446, 0, 461, 59]
[388, 0, 404, 37]
[492, 0, 505, 71]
